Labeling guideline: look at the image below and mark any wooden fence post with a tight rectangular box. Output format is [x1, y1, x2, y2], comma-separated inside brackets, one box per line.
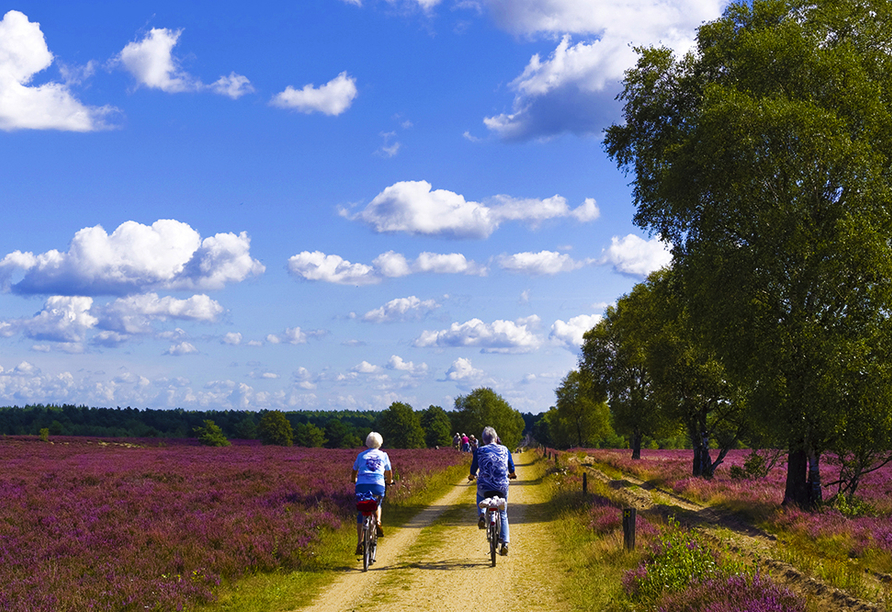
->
[622, 507, 636, 551]
[582, 472, 587, 495]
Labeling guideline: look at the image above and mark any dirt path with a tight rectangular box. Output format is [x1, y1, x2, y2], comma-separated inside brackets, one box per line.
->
[293, 452, 570, 612]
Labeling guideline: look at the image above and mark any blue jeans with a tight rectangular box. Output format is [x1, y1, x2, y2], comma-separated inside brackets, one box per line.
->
[477, 489, 509, 543]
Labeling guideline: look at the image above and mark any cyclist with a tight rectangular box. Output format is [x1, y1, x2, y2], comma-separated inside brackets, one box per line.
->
[352, 432, 393, 555]
[468, 426, 516, 556]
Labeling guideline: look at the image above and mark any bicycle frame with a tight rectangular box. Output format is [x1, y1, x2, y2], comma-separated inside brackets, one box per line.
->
[357, 495, 381, 572]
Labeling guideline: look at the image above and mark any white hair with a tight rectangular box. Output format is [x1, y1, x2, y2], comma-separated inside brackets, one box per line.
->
[481, 426, 497, 445]
[366, 431, 383, 449]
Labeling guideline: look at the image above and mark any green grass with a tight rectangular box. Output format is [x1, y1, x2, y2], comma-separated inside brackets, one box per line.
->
[194, 461, 470, 612]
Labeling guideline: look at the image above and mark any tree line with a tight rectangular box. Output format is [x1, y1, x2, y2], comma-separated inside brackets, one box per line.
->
[561, 0, 892, 512]
[0, 386, 529, 450]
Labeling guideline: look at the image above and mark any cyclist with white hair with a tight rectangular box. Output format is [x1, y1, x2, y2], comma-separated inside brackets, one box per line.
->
[468, 426, 516, 556]
[352, 431, 393, 555]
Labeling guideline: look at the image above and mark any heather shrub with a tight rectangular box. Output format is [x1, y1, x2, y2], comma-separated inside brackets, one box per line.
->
[655, 573, 805, 612]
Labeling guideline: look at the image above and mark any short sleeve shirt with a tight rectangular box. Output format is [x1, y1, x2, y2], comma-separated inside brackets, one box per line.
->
[353, 448, 392, 486]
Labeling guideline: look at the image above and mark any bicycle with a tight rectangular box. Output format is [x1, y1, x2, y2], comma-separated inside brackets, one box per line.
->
[478, 493, 506, 566]
[355, 492, 382, 571]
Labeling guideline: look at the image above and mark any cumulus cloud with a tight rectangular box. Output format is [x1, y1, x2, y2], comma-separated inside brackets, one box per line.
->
[270, 71, 357, 115]
[164, 341, 199, 356]
[222, 332, 242, 345]
[348, 181, 597, 238]
[550, 313, 602, 351]
[96, 293, 224, 334]
[0, 219, 265, 296]
[445, 357, 485, 382]
[482, 0, 725, 140]
[287, 251, 378, 285]
[267, 327, 309, 345]
[497, 250, 586, 275]
[601, 234, 672, 276]
[386, 355, 428, 375]
[7, 296, 98, 343]
[362, 296, 441, 323]
[288, 249, 485, 284]
[0, 10, 116, 131]
[415, 316, 541, 353]
[116, 27, 253, 98]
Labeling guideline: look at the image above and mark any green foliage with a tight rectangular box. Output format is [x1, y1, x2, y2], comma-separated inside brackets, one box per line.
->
[626, 517, 745, 604]
[322, 418, 361, 449]
[452, 387, 525, 449]
[39, 428, 49, 442]
[420, 405, 453, 448]
[376, 402, 425, 449]
[730, 450, 770, 480]
[257, 411, 293, 446]
[293, 422, 326, 448]
[233, 416, 257, 440]
[193, 420, 230, 447]
[554, 370, 612, 448]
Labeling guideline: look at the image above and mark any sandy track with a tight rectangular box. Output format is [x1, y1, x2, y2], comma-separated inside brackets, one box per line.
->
[293, 452, 569, 612]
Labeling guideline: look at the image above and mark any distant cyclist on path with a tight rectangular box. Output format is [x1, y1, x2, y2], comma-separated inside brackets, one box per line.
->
[468, 426, 516, 556]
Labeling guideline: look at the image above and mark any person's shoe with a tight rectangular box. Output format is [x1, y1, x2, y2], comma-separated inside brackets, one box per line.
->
[355, 542, 364, 556]
[376, 523, 384, 537]
[478, 514, 486, 529]
[499, 543, 508, 556]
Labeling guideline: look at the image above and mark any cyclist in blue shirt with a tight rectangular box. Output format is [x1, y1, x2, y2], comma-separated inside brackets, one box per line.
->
[352, 432, 393, 555]
[468, 426, 516, 556]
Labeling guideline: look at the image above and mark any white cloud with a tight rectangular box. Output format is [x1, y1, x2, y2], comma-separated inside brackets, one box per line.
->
[164, 341, 199, 356]
[289, 249, 485, 284]
[270, 71, 357, 116]
[550, 313, 602, 351]
[352, 360, 382, 374]
[267, 327, 309, 345]
[601, 234, 672, 276]
[0, 219, 265, 296]
[351, 181, 597, 238]
[482, 0, 725, 140]
[97, 293, 224, 334]
[415, 316, 541, 353]
[11, 296, 98, 343]
[287, 251, 379, 285]
[116, 27, 253, 98]
[222, 332, 242, 345]
[0, 11, 116, 131]
[363, 296, 441, 323]
[386, 355, 428, 375]
[497, 250, 585, 275]
[445, 357, 485, 381]
[211, 72, 255, 99]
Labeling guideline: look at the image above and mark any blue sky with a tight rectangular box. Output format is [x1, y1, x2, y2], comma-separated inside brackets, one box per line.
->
[0, 0, 725, 414]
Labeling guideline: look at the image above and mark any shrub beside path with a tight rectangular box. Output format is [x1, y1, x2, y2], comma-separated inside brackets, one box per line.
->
[293, 451, 570, 612]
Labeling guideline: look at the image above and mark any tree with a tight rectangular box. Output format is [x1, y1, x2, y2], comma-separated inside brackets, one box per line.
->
[580, 288, 675, 459]
[643, 269, 745, 478]
[453, 388, 525, 449]
[257, 410, 294, 446]
[323, 418, 361, 448]
[554, 370, 611, 448]
[294, 422, 327, 447]
[420, 405, 453, 448]
[604, 0, 892, 507]
[233, 415, 257, 440]
[194, 419, 230, 447]
[376, 402, 426, 449]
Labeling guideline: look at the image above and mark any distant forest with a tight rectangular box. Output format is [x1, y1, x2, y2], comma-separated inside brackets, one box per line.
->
[0, 404, 542, 448]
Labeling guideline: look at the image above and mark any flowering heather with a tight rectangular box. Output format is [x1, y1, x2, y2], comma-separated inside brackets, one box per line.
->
[655, 573, 806, 612]
[0, 437, 465, 612]
[582, 448, 892, 562]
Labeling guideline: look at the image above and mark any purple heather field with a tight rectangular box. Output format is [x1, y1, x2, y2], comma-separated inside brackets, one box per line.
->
[0, 437, 466, 612]
[581, 448, 892, 559]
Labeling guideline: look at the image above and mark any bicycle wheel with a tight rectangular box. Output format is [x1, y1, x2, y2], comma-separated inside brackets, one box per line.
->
[362, 517, 372, 571]
[369, 524, 378, 565]
[489, 513, 498, 566]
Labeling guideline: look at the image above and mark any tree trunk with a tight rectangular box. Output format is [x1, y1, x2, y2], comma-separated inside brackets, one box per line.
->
[783, 447, 810, 508]
[630, 431, 642, 460]
[807, 450, 822, 508]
